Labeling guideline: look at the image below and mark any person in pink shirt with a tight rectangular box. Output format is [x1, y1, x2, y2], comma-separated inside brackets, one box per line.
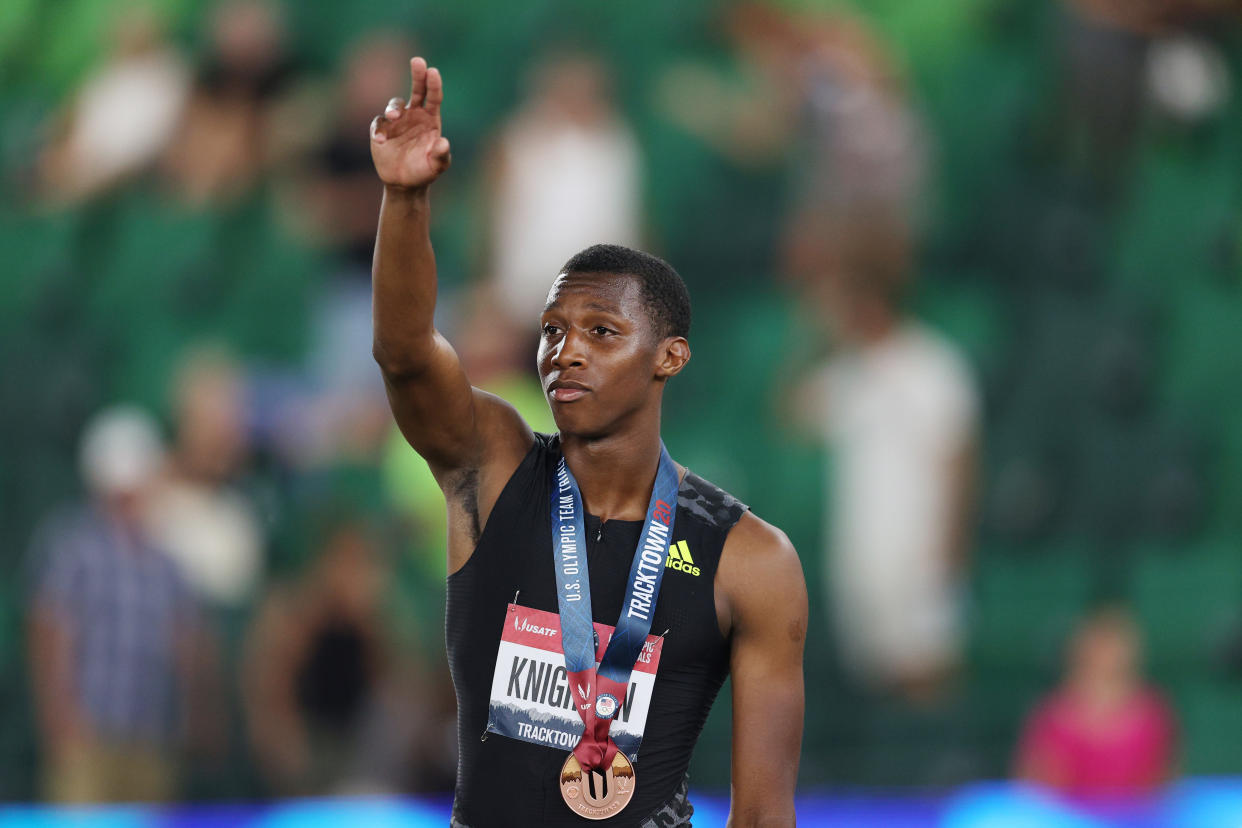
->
[1015, 604, 1178, 796]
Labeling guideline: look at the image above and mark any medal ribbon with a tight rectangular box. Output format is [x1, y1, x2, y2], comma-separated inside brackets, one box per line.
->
[550, 444, 679, 771]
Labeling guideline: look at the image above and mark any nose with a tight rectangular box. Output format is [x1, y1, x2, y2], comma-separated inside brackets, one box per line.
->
[549, 328, 586, 370]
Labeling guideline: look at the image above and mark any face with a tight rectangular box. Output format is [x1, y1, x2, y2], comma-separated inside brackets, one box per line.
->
[1071, 611, 1140, 682]
[537, 272, 688, 438]
[177, 365, 248, 482]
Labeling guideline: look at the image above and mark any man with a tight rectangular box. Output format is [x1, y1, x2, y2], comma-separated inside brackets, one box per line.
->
[27, 406, 215, 803]
[370, 57, 805, 827]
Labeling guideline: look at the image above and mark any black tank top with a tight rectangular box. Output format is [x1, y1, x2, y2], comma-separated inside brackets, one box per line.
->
[446, 434, 746, 827]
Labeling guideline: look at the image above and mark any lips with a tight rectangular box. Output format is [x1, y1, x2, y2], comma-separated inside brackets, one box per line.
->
[548, 379, 589, 402]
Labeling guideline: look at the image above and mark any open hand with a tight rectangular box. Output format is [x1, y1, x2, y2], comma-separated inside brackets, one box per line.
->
[370, 57, 451, 189]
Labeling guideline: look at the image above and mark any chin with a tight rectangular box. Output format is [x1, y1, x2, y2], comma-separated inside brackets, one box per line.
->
[550, 408, 610, 440]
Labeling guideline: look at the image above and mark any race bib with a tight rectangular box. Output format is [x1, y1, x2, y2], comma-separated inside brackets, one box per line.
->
[486, 603, 663, 761]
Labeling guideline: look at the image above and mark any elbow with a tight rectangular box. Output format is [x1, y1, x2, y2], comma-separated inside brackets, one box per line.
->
[372, 337, 431, 380]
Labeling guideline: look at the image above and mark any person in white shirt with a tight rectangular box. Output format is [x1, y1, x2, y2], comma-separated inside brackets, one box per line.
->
[796, 218, 979, 702]
[145, 347, 263, 609]
[485, 50, 643, 328]
[38, 8, 189, 203]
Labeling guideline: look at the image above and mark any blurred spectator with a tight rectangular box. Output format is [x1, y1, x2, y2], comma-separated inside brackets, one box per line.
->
[243, 516, 437, 794]
[655, 6, 792, 167]
[658, 3, 925, 282]
[1058, 1, 1152, 181]
[795, 217, 979, 703]
[26, 406, 215, 803]
[1066, 0, 1238, 34]
[485, 49, 643, 328]
[145, 346, 264, 609]
[715, 4, 972, 704]
[1015, 605, 1178, 795]
[294, 33, 413, 464]
[1059, 0, 1235, 181]
[302, 32, 413, 276]
[37, 4, 190, 204]
[773, 9, 926, 284]
[161, 0, 298, 205]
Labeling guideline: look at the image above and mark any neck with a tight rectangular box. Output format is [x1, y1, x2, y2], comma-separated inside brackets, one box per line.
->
[561, 415, 663, 522]
[845, 301, 899, 346]
[1068, 671, 1137, 711]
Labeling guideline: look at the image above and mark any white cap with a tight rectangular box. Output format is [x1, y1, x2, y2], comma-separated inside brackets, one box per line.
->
[79, 405, 165, 495]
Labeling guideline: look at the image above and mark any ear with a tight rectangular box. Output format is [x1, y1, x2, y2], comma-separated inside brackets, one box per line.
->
[655, 336, 691, 380]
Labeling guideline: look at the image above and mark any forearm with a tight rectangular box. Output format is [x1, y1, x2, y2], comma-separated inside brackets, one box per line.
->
[728, 682, 801, 827]
[372, 184, 439, 375]
[28, 611, 86, 747]
[178, 627, 224, 751]
[944, 438, 978, 577]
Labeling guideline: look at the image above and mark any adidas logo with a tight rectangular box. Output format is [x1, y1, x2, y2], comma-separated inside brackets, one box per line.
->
[665, 540, 700, 577]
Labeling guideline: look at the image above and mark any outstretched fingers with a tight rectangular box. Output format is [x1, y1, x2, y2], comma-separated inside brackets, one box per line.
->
[408, 56, 428, 107]
[424, 67, 443, 116]
[373, 58, 447, 166]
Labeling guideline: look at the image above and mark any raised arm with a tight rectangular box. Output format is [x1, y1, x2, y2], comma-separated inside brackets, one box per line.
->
[718, 513, 807, 827]
[370, 58, 532, 555]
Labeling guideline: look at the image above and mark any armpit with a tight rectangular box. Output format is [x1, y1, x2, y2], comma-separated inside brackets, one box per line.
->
[442, 466, 481, 544]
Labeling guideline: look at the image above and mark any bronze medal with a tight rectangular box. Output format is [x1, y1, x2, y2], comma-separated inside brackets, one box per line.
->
[559, 751, 636, 820]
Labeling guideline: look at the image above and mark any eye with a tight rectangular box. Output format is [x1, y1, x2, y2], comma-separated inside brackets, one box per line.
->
[592, 325, 613, 336]
[542, 323, 561, 336]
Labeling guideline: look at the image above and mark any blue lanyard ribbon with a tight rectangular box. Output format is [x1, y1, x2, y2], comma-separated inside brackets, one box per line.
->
[550, 443, 680, 766]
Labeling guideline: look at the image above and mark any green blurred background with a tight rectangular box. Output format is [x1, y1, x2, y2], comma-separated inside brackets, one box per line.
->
[2, 0, 1242, 805]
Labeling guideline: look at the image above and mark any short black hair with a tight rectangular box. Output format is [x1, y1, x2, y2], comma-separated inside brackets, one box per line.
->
[559, 244, 691, 339]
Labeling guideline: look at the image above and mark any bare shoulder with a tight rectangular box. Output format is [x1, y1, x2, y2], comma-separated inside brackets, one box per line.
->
[720, 511, 802, 584]
[471, 387, 536, 462]
[717, 511, 807, 638]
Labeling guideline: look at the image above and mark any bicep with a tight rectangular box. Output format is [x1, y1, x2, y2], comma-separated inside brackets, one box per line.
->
[381, 332, 530, 473]
[724, 523, 807, 826]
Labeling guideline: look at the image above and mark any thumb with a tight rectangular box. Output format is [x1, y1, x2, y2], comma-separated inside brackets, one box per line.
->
[431, 136, 452, 171]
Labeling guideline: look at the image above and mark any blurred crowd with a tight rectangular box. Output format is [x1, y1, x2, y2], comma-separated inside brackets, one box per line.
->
[6, 0, 1242, 805]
